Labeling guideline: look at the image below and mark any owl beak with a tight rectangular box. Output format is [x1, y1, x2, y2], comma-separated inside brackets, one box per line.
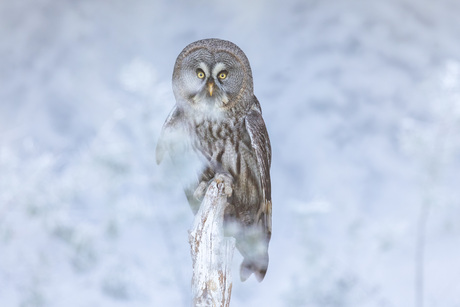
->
[207, 80, 214, 97]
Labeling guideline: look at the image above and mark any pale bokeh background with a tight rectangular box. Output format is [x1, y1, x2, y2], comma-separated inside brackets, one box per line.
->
[1, 0, 460, 306]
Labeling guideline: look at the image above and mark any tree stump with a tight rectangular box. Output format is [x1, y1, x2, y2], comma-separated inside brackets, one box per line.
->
[189, 180, 235, 307]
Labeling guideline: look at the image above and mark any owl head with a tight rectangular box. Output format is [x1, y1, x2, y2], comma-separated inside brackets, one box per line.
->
[172, 38, 254, 115]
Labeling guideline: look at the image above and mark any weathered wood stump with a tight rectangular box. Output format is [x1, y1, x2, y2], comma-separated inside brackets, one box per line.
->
[189, 180, 236, 307]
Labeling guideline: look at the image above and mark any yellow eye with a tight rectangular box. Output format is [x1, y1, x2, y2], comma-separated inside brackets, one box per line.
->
[218, 71, 228, 80]
[197, 70, 205, 79]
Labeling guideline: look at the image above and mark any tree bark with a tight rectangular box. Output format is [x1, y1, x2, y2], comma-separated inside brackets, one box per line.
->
[189, 180, 235, 307]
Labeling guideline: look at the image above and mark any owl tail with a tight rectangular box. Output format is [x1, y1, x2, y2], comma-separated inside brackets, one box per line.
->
[239, 253, 269, 282]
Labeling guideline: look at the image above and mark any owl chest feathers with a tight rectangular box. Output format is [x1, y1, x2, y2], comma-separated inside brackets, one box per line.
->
[192, 116, 250, 164]
[189, 114, 262, 207]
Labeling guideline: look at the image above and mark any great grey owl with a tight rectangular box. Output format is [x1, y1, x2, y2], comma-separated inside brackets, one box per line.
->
[156, 38, 272, 282]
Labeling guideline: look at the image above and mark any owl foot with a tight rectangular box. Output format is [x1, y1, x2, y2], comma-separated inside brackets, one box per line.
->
[215, 173, 234, 197]
[193, 181, 208, 201]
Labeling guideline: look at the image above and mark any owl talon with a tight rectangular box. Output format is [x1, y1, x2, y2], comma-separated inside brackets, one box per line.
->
[215, 173, 233, 197]
[193, 181, 208, 200]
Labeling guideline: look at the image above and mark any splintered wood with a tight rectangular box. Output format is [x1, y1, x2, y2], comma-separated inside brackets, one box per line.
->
[189, 181, 235, 307]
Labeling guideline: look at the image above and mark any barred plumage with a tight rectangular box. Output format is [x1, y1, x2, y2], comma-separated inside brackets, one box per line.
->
[156, 39, 272, 282]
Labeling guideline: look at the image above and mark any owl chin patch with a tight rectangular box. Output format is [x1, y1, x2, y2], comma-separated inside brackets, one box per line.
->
[192, 93, 229, 110]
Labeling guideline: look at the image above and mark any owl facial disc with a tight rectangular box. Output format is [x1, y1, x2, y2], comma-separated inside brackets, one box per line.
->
[192, 62, 229, 108]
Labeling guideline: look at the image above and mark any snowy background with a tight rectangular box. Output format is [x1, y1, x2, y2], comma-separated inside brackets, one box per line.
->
[1, 0, 460, 306]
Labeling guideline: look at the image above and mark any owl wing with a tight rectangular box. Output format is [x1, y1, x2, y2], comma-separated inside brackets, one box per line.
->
[155, 105, 183, 165]
[156, 106, 203, 213]
[245, 99, 272, 239]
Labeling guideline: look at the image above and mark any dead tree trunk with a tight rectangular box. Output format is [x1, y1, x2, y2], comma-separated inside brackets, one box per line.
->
[189, 180, 236, 307]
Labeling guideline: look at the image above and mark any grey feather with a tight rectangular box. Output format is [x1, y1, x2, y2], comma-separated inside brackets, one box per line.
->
[245, 100, 272, 237]
[156, 106, 182, 165]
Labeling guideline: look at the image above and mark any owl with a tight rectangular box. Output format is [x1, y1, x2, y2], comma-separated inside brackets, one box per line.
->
[156, 38, 272, 282]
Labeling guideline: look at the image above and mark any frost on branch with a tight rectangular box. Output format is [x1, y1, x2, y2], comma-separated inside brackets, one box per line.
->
[189, 180, 236, 307]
